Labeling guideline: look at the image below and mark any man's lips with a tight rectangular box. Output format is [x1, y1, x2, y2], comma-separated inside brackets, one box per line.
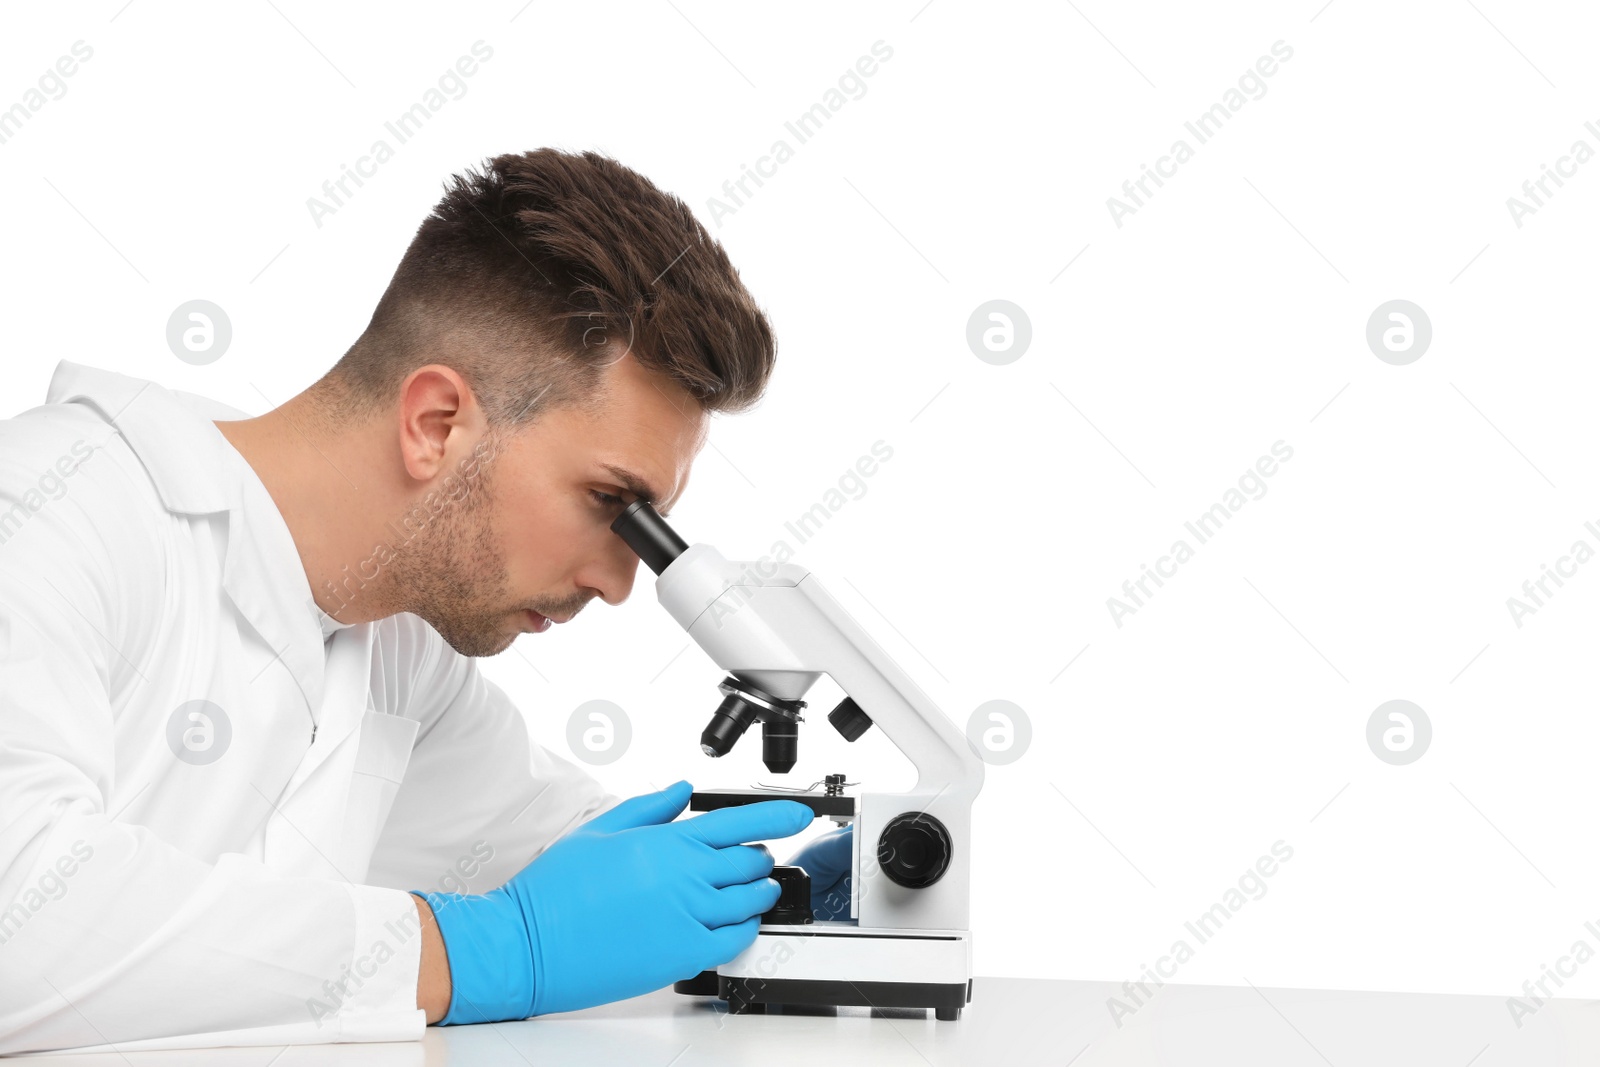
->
[521, 605, 582, 632]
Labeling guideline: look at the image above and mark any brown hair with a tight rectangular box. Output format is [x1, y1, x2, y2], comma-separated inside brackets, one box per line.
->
[314, 148, 776, 428]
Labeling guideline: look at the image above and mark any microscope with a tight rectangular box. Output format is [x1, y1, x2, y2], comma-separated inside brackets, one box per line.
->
[611, 500, 984, 1020]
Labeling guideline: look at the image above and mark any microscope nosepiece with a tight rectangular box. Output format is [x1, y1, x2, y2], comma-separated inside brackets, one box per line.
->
[700, 676, 808, 769]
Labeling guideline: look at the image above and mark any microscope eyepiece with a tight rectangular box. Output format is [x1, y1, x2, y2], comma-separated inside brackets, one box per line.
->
[610, 499, 688, 575]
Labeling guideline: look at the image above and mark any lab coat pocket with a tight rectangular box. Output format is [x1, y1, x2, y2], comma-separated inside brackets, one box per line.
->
[340, 710, 420, 883]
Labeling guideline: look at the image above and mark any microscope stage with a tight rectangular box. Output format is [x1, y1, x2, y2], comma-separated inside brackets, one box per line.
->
[689, 788, 855, 818]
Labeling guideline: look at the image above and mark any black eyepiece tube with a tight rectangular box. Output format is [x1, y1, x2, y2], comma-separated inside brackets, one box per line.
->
[610, 499, 688, 575]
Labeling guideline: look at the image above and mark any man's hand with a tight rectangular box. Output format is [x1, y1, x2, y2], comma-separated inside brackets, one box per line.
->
[415, 780, 813, 1023]
[785, 824, 853, 921]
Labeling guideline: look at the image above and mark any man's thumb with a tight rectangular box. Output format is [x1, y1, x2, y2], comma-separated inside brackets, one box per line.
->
[584, 780, 693, 834]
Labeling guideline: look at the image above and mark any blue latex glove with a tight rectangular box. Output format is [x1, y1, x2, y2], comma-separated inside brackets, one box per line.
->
[785, 823, 853, 921]
[416, 780, 812, 1023]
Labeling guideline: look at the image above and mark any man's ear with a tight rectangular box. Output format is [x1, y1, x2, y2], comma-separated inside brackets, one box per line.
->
[396, 365, 486, 483]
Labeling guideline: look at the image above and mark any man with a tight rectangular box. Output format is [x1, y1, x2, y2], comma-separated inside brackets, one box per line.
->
[0, 149, 851, 1052]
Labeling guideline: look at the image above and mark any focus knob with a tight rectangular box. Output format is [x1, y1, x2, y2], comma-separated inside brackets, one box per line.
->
[876, 812, 952, 889]
[828, 696, 873, 742]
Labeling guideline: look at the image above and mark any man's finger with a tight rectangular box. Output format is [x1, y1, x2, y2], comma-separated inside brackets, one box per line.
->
[697, 878, 783, 929]
[582, 780, 692, 835]
[678, 799, 813, 849]
[703, 843, 775, 889]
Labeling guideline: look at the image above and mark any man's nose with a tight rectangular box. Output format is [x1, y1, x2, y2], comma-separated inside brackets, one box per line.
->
[587, 538, 642, 607]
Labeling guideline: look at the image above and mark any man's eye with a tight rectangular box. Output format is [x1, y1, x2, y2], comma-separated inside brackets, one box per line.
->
[590, 490, 626, 508]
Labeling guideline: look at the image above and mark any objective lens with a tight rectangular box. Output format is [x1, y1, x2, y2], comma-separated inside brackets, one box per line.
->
[761, 717, 798, 774]
[701, 693, 760, 758]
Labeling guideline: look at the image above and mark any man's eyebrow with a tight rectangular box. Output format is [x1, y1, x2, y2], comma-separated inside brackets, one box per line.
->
[599, 463, 670, 515]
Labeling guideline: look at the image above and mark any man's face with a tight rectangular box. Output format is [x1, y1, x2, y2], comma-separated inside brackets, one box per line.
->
[400, 352, 708, 657]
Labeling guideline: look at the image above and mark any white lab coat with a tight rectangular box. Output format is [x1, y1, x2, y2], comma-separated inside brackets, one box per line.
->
[0, 360, 620, 1053]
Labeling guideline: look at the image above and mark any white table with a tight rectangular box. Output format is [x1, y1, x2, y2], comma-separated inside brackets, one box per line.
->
[16, 976, 1600, 1065]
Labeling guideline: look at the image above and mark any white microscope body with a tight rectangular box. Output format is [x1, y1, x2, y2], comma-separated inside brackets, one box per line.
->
[612, 501, 984, 1019]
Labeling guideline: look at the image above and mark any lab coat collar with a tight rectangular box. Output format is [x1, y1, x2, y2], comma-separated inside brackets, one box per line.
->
[44, 359, 332, 723]
[45, 359, 240, 516]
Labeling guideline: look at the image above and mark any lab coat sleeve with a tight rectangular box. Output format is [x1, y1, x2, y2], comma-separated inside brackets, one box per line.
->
[363, 615, 623, 896]
[0, 486, 425, 1053]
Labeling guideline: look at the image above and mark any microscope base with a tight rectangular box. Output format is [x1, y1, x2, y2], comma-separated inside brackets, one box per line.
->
[676, 923, 974, 1020]
[716, 975, 970, 1019]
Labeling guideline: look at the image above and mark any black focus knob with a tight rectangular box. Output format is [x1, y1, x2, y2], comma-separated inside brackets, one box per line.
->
[877, 812, 953, 889]
[761, 866, 814, 925]
[828, 696, 873, 742]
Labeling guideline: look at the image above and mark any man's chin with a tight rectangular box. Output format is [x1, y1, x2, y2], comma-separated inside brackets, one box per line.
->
[453, 634, 518, 658]
[424, 616, 517, 659]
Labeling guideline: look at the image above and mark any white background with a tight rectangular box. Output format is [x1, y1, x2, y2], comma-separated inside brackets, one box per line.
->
[3, 0, 1599, 1010]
